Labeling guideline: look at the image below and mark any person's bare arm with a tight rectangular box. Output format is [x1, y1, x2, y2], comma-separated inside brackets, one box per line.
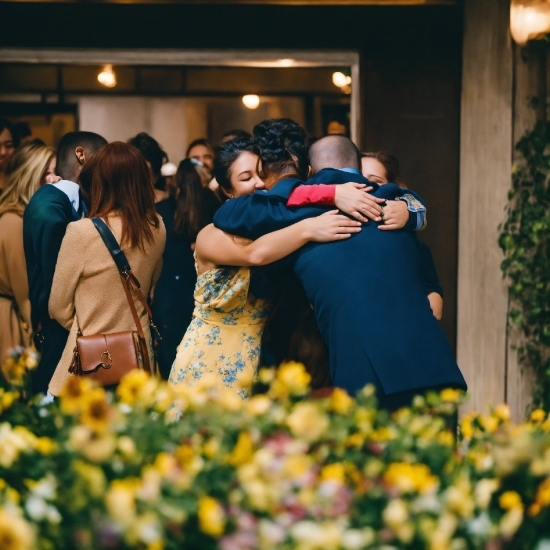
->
[195, 211, 361, 274]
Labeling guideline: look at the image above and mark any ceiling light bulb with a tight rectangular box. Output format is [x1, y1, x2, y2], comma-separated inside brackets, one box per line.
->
[97, 64, 117, 88]
[242, 94, 260, 109]
[332, 71, 349, 88]
[278, 58, 295, 67]
[510, 1, 550, 45]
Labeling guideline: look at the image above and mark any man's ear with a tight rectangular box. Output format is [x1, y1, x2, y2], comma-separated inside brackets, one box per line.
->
[75, 146, 86, 165]
[307, 165, 314, 178]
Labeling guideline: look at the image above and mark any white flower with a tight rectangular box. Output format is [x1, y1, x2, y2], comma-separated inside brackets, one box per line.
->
[341, 529, 368, 550]
[534, 539, 550, 550]
[467, 512, 493, 537]
[499, 507, 523, 538]
[258, 519, 285, 547]
[25, 496, 49, 521]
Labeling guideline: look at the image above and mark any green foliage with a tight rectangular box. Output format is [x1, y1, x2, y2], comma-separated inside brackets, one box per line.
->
[499, 120, 550, 409]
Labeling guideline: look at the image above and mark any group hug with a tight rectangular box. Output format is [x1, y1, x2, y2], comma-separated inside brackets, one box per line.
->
[0, 116, 466, 411]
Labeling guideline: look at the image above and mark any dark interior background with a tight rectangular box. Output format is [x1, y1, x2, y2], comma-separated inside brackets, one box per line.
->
[0, 2, 462, 349]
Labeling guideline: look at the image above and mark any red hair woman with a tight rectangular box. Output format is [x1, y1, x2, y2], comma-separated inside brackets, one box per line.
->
[48, 142, 166, 395]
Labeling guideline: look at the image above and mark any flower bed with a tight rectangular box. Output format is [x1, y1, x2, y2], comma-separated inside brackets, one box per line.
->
[0, 350, 550, 550]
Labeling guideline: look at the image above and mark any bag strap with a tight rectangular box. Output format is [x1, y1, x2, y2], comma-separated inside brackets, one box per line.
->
[90, 218, 161, 343]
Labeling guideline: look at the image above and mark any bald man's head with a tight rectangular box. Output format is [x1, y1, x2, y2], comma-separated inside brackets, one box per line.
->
[308, 135, 361, 174]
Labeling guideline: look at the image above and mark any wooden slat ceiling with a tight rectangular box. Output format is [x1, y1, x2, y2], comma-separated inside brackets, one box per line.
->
[0, 0, 456, 4]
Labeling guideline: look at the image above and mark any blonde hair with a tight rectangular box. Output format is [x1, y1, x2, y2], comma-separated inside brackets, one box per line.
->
[0, 141, 55, 217]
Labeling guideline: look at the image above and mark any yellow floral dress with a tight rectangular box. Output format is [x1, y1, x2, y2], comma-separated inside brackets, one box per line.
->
[168, 266, 271, 399]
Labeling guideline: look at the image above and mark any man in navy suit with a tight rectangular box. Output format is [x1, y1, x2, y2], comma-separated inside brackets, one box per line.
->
[23, 131, 107, 395]
[214, 135, 466, 408]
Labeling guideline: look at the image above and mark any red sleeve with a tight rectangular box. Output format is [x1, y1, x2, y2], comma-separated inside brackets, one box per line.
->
[287, 184, 336, 207]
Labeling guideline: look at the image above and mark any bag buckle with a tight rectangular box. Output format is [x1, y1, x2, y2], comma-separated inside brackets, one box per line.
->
[100, 350, 113, 369]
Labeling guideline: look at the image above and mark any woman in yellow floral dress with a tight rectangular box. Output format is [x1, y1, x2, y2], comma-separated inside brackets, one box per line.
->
[168, 137, 361, 398]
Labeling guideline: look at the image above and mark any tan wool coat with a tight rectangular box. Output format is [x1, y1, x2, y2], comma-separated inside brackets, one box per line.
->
[48, 214, 166, 395]
[0, 211, 32, 364]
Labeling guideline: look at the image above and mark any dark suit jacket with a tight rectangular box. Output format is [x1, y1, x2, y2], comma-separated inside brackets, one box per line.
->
[23, 184, 80, 393]
[214, 168, 466, 397]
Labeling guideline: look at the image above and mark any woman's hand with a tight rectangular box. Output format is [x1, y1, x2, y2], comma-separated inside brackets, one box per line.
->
[378, 200, 409, 230]
[335, 183, 385, 222]
[304, 210, 362, 242]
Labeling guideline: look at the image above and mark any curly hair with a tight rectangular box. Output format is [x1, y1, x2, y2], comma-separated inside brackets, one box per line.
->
[253, 118, 309, 181]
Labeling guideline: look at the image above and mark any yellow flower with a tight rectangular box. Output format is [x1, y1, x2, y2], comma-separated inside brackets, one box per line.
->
[479, 415, 499, 433]
[286, 402, 329, 442]
[79, 388, 111, 434]
[153, 452, 176, 477]
[105, 479, 139, 525]
[116, 369, 157, 407]
[437, 431, 454, 447]
[440, 388, 462, 403]
[227, 432, 254, 467]
[246, 395, 271, 416]
[197, 496, 225, 538]
[534, 477, 550, 507]
[329, 388, 354, 415]
[499, 491, 523, 511]
[59, 376, 95, 414]
[320, 463, 346, 484]
[445, 482, 474, 518]
[73, 460, 106, 497]
[283, 455, 312, 480]
[369, 426, 395, 442]
[35, 437, 56, 455]
[202, 438, 219, 459]
[460, 415, 474, 439]
[258, 368, 275, 385]
[354, 407, 374, 435]
[117, 436, 137, 458]
[0, 390, 18, 412]
[345, 433, 364, 448]
[493, 404, 510, 422]
[0, 507, 35, 550]
[527, 503, 541, 517]
[270, 362, 311, 398]
[530, 409, 547, 423]
[383, 462, 438, 494]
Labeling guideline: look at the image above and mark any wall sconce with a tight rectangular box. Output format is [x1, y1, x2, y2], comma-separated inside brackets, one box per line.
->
[511, 0, 550, 45]
[97, 64, 117, 88]
[332, 71, 352, 95]
[242, 94, 260, 109]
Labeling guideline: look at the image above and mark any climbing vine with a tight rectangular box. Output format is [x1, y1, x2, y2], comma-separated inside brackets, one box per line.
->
[499, 120, 550, 409]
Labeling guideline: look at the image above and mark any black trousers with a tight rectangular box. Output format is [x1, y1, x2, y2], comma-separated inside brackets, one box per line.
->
[31, 319, 69, 395]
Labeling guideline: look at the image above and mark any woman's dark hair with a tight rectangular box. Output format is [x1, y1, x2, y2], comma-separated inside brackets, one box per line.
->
[173, 158, 219, 242]
[80, 142, 159, 250]
[0, 117, 20, 148]
[128, 132, 167, 190]
[361, 151, 401, 184]
[253, 118, 309, 181]
[213, 137, 260, 193]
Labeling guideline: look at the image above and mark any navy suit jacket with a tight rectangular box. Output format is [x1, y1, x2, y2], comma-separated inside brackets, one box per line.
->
[214, 169, 466, 396]
[23, 184, 81, 393]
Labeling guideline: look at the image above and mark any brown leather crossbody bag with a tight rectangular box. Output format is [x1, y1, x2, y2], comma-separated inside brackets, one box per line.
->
[68, 218, 160, 386]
